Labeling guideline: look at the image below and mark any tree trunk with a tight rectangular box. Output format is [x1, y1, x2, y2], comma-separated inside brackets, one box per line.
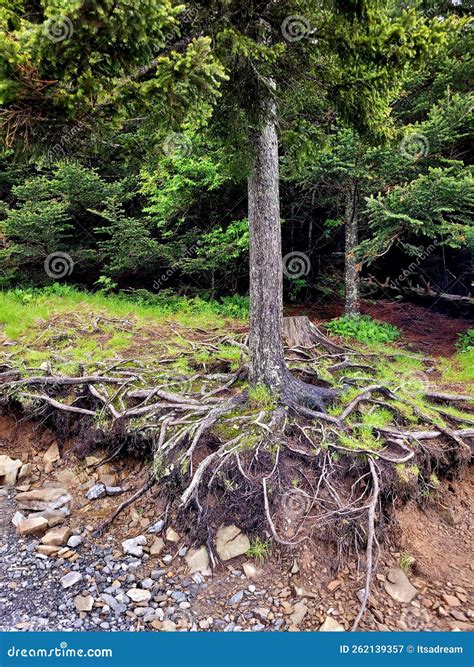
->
[344, 182, 360, 316]
[248, 96, 286, 390]
[246, 95, 339, 411]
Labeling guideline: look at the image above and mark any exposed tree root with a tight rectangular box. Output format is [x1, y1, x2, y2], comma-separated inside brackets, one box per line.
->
[93, 475, 155, 537]
[351, 457, 379, 631]
[1, 328, 473, 630]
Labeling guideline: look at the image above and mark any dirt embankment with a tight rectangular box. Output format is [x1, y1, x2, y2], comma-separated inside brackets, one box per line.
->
[0, 413, 472, 632]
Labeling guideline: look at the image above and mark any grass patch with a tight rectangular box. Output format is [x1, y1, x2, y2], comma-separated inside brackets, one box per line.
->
[246, 537, 270, 562]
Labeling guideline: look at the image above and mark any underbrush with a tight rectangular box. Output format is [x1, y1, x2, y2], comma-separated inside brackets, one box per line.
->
[325, 314, 400, 344]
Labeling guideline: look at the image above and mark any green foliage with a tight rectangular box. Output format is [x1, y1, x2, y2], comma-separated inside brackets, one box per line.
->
[456, 329, 474, 352]
[326, 314, 400, 343]
[248, 384, 276, 410]
[399, 554, 415, 574]
[246, 537, 270, 562]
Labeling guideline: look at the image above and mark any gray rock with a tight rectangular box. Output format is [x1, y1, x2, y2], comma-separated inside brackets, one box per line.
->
[147, 519, 165, 534]
[67, 535, 83, 549]
[185, 546, 211, 576]
[127, 588, 151, 603]
[162, 555, 173, 565]
[215, 524, 250, 562]
[122, 535, 147, 558]
[141, 578, 154, 590]
[228, 590, 244, 606]
[11, 511, 26, 527]
[290, 600, 308, 626]
[86, 483, 106, 501]
[105, 486, 123, 496]
[60, 572, 83, 589]
[384, 568, 417, 603]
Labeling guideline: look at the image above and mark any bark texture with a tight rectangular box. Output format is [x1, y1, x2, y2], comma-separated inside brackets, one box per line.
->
[248, 97, 286, 390]
[344, 182, 360, 316]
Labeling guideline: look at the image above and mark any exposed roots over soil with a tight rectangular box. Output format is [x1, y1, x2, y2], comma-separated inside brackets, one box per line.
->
[1, 316, 472, 628]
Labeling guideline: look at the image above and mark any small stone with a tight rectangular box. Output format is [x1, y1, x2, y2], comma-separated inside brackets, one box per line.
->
[147, 519, 165, 534]
[15, 487, 71, 511]
[41, 526, 71, 546]
[289, 600, 308, 626]
[85, 456, 101, 467]
[161, 620, 177, 632]
[11, 511, 26, 527]
[16, 516, 48, 536]
[442, 593, 461, 607]
[0, 455, 23, 486]
[75, 595, 94, 612]
[150, 537, 165, 557]
[185, 546, 211, 575]
[165, 527, 180, 543]
[215, 524, 250, 562]
[18, 463, 32, 482]
[127, 588, 151, 603]
[43, 442, 60, 465]
[105, 486, 123, 496]
[242, 562, 262, 580]
[319, 616, 345, 632]
[60, 572, 83, 589]
[122, 535, 147, 558]
[37, 544, 60, 556]
[28, 508, 68, 527]
[384, 568, 417, 603]
[67, 535, 83, 549]
[86, 483, 106, 501]
[228, 590, 244, 606]
[162, 555, 173, 565]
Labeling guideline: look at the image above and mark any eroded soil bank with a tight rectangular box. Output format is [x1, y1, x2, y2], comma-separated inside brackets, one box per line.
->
[1, 413, 472, 632]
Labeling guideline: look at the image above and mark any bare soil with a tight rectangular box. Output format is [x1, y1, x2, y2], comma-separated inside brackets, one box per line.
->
[289, 299, 473, 356]
[1, 413, 472, 632]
